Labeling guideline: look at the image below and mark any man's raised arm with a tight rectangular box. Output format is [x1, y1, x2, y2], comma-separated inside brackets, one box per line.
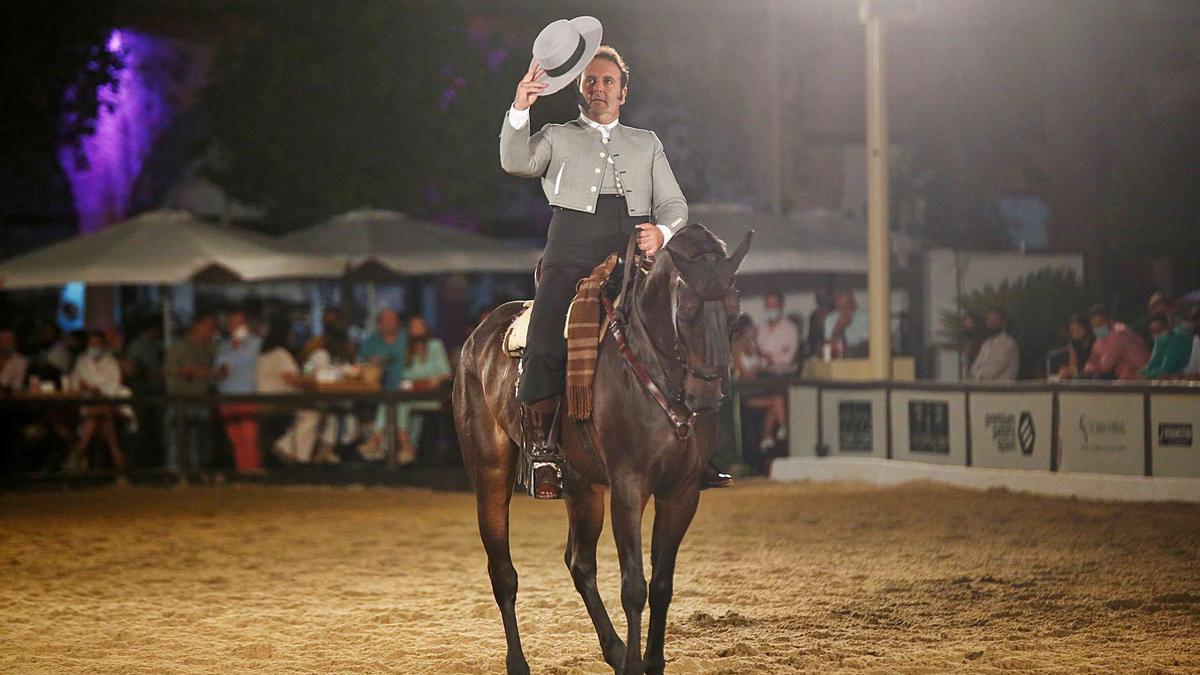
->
[500, 62, 552, 178]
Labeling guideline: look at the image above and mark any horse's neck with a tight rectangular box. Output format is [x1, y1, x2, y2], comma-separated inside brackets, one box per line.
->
[627, 261, 677, 364]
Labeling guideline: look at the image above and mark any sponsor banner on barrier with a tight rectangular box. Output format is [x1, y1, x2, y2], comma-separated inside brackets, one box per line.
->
[969, 392, 1053, 471]
[891, 390, 967, 466]
[1058, 393, 1144, 476]
[820, 389, 887, 458]
[1151, 394, 1200, 478]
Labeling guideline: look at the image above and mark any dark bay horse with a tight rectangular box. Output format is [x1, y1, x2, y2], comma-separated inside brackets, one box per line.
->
[453, 224, 751, 674]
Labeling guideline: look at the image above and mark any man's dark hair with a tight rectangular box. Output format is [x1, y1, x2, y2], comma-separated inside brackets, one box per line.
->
[1088, 303, 1110, 320]
[582, 45, 629, 89]
[764, 289, 784, 304]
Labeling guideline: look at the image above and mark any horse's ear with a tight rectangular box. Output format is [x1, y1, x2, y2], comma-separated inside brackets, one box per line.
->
[727, 230, 753, 273]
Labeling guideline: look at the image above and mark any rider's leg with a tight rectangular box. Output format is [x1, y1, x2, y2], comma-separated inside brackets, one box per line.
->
[517, 264, 586, 499]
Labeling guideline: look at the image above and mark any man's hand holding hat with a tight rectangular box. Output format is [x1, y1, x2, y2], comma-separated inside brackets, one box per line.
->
[513, 62, 547, 111]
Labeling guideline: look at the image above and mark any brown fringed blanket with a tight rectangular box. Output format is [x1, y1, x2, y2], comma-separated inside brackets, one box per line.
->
[565, 253, 618, 419]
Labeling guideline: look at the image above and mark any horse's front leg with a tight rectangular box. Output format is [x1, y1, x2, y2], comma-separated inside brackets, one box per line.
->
[643, 483, 700, 674]
[565, 479, 626, 670]
[609, 478, 650, 675]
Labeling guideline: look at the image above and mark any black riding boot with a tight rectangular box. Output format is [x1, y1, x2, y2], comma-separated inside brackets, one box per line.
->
[521, 396, 564, 499]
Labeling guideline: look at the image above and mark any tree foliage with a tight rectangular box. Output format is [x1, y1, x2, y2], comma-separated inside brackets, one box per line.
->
[0, 2, 122, 199]
[200, 2, 520, 226]
[939, 268, 1114, 378]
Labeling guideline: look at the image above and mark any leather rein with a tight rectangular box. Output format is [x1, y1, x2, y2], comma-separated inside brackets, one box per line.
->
[601, 234, 701, 441]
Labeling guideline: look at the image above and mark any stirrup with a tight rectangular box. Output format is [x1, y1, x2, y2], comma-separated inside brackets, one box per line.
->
[527, 450, 564, 499]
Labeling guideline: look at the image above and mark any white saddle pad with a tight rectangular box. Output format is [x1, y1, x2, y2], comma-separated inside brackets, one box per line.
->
[503, 301, 534, 356]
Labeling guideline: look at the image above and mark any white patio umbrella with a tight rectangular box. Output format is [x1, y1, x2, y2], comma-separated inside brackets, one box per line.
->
[0, 209, 343, 289]
[282, 209, 541, 276]
[0, 209, 344, 340]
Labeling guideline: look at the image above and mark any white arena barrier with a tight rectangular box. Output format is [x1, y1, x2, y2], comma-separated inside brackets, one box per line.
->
[768, 380, 1200, 503]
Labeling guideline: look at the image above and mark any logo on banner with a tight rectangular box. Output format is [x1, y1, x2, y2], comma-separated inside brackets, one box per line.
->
[1078, 414, 1129, 452]
[909, 400, 950, 454]
[1158, 423, 1194, 448]
[838, 401, 873, 452]
[984, 411, 1036, 455]
[1018, 412, 1036, 455]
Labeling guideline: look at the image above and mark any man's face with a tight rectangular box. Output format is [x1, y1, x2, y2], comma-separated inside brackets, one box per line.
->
[835, 292, 856, 315]
[1068, 322, 1087, 341]
[87, 334, 105, 353]
[985, 311, 1005, 332]
[193, 317, 216, 343]
[1149, 319, 1168, 338]
[378, 310, 399, 334]
[1090, 314, 1109, 331]
[764, 294, 783, 315]
[227, 312, 246, 334]
[578, 58, 626, 122]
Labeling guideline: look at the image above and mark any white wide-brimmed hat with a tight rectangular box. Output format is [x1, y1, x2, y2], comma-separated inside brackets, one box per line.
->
[531, 16, 603, 96]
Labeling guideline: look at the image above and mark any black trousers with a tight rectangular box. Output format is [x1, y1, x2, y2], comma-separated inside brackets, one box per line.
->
[517, 195, 638, 403]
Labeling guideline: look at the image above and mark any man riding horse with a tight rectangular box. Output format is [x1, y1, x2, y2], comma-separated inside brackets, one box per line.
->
[501, 17, 731, 498]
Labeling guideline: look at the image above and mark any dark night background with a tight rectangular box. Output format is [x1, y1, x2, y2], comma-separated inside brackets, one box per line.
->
[2, 0, 1199, 302]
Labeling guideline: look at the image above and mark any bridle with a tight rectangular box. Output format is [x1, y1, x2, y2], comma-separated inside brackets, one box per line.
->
[602, 238, 730, 441]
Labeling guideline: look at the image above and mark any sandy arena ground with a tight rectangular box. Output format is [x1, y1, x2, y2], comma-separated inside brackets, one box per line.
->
[2, 480, 1198, 674]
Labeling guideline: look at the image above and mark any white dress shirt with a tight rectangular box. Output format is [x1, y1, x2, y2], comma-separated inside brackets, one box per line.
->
[508, 105, 674, 244]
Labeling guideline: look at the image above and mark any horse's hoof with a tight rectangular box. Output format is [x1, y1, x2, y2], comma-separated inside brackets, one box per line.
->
[506, 654, 530, 675]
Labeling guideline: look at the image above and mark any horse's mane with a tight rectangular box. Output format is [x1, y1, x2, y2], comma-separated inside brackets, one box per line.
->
[663, 223, 727, 261]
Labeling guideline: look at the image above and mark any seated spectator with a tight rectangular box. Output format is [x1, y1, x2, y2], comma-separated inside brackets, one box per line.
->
[0, 328, 28, 394]
[805, 287, 834, 359]
[64, 331, 129, 482]
[970, 308, 1020, 381]
[730, 315, 787, 465]
[757, 290, 799, 373]
[256, 319, 305, 459]
[1058, 314, 1094, 379]
[122, 319, 164, 395]
[1182, 307, 1200, 378]
[164, 314, 217, 471]
[358, 308, 408, 458]
[33, 323, 72, 381]
[1083, 305, 1149, 380]
[214, 308, 263, 472]
[824, 290, 869, 358]
[393, 314, 451, 465]
[1141, 313, 1193, 379]
[960, 312, 986, 372]
[276, 309, 356, 465]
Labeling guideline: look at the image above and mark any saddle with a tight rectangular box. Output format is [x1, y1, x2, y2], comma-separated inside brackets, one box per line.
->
[503, 249, 639, 359]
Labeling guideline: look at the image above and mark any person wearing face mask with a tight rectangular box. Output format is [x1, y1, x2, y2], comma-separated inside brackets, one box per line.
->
[1140, 313, 1193, 379]
[969, 308, 1020, 381]
[391, 314, 452, 465]
[214, 308, 263, 472]
[1083, 304, 1149, 380]
[64, 331, 128, 482]
[757, 290, 800, 374]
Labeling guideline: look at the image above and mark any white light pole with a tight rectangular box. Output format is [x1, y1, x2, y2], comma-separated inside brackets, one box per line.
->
[860, 0, 893, 380]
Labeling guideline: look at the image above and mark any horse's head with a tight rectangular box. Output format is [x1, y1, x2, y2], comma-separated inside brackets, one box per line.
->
[657, 223, 752, 412]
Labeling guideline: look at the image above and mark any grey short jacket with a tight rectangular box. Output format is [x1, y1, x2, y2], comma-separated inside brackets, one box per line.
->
[499, 110, 688, 234]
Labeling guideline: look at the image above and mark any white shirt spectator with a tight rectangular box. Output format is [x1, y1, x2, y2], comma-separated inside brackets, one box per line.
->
[970, 332, 1020, 381]
[0, 352, 28, 391]
[70, 351, 124, 395]
[1183, 335, 1200, 376]
[256, 347, 300, 394]
[758, 318, 800, 372]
